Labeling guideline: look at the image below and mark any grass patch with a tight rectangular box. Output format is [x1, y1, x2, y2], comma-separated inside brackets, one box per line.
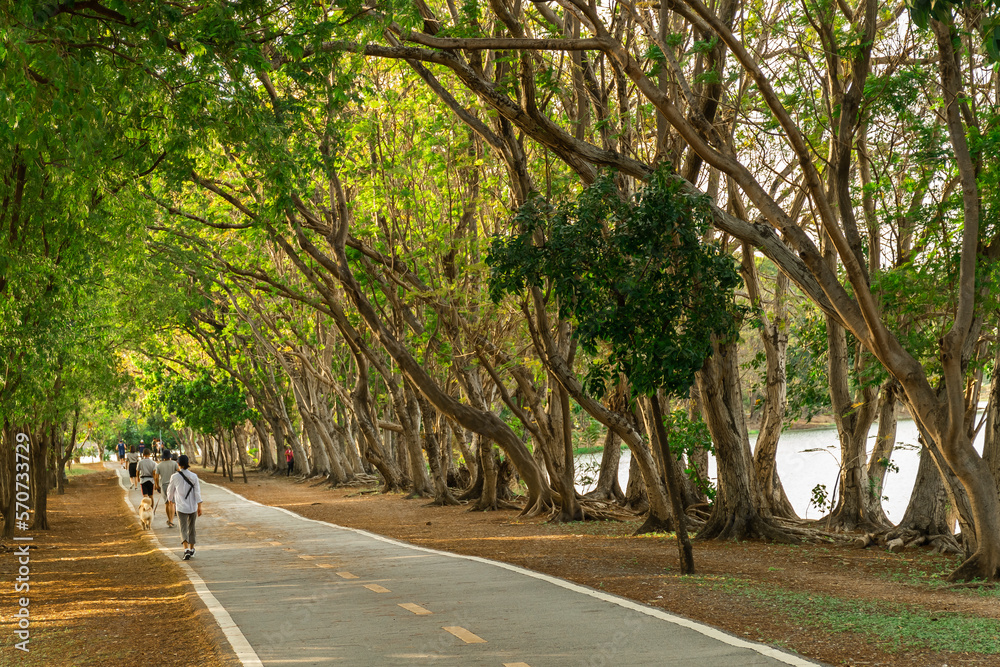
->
[64, 466, 100, 478]
[573, 444, 629, 456]
[693, 575, 1000, 654]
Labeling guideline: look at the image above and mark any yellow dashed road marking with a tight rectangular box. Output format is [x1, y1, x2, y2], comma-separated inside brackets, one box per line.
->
[336, 571, 358, 579]
[316, 563, 335, 569]
[398, 603, 432, 615]
[298, 554, 315, 560]
[504, 663, 532, 667]
[364, 584, 391, 593]
[270, 541, 282, 546]
[442, 626, 487, 644]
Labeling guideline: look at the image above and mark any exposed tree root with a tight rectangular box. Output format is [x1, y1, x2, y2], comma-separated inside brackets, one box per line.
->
[854, 529, 963, 555]
[944, 581, 997, 590]
[816, 510, 889, 534]
[424, 492, 463, 507]
[697, 510, 801, 543]
[543, 499, 633, 523]
[328, 473, 380, 488]
[634, 513, 674, 535]
[517, 494, 555, 519]
[467, 498, 522, 512]
[946, 551, 1000, 583]
[582, 486, 626, 505]
[685, 503, 712, 522]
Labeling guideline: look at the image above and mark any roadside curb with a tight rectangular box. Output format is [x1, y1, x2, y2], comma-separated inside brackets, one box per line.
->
[109, 464, 262, 667]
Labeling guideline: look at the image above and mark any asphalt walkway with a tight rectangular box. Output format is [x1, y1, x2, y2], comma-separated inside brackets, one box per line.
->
[112, 464, 823, 667]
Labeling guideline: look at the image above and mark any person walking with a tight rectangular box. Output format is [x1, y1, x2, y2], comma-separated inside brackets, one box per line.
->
[137, 448, 157, 501]
[126, 445, 140, 489]
[167, 455, 202, 560]
[155, 448, 179, 528]
[117, 440, 126, 466]
[285, 446, 294, 476]
[138, 439, 146, 457]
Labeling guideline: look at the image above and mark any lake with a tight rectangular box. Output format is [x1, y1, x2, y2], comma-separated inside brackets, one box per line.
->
[575, 418, 987, 521]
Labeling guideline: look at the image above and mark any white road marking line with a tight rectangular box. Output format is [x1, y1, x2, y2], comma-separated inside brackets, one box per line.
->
[336, 571, 358, 579]
[398, 603, 432, 615]
[316, 563, 335, 569]
[443, 626, 487, 644]
[503, 663, 532, 667]
[386, 554, 431, 559]
[113, 467, 263, 667]
[364, 584, 391, 593]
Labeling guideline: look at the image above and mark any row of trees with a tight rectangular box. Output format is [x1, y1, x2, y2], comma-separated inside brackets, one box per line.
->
[3, 0, 1000, 580]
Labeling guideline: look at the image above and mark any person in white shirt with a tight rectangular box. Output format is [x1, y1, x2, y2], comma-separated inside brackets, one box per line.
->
[125, 446, 140, 489]
[155, 449, 180, 528]
[166, 455, 203, 560]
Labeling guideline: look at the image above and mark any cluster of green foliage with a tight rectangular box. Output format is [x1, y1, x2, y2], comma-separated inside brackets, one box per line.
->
[487, 166, 744, 400]
[663, 408, 716, 500]
[154, 369, 258, 435]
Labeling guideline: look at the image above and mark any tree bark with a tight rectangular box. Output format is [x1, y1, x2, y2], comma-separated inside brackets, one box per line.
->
[584, 428, 625, 503]
[642, 394, 695, 573]
[865, 382, 898, 526]
[30, 425, 50, 530]
[697, 337, 794, 541]
[743, 250, 796, 519]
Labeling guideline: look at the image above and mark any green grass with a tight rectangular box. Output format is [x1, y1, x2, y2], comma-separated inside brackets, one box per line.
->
[572, 444, 629, 456]
[64, 465, 102, 478]
[694, 575, 1000, 654]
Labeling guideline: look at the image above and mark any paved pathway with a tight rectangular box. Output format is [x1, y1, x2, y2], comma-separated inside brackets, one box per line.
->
[112, 464, 823, 666]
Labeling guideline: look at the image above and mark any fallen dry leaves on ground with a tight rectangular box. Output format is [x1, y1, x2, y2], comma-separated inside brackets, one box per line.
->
[0, 465, 235, 667]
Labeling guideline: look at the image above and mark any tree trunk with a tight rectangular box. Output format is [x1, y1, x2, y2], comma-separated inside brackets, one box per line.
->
[234, 429, 250, 484]
[865, 382, 898, 526]
[455, 427, 478, 493]
[624, 449, 649, 513]
[544, 377, 583, 521]
[470, 435, 500, 511]
[419, 397, 460, 505]
[30, 425, 50, 530]
[745, 263, 796, 519]
[517, 299, 673, 530]
[584, 428, 625, 503]
[697, 337, 794, 541]
[1, 424, 15, 538]
[824, 313, 884, 531]
[266, 415, 286, 473]
[642, 395, 695, 573]
[983, 348, 1000, 493]
[888, 443, 959, 552]
[251, 420, 274, 471]
[402, 381, 432, 497]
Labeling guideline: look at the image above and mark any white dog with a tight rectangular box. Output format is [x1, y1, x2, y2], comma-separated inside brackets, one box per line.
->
[138, 496, 154, 531]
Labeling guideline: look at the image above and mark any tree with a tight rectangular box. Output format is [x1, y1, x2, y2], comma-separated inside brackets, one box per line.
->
[488, 167, 745, 572]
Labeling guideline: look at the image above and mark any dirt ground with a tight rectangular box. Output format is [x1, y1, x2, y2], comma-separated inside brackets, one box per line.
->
[200, 467, 1000, 667]
[0, 465, 235, 667]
